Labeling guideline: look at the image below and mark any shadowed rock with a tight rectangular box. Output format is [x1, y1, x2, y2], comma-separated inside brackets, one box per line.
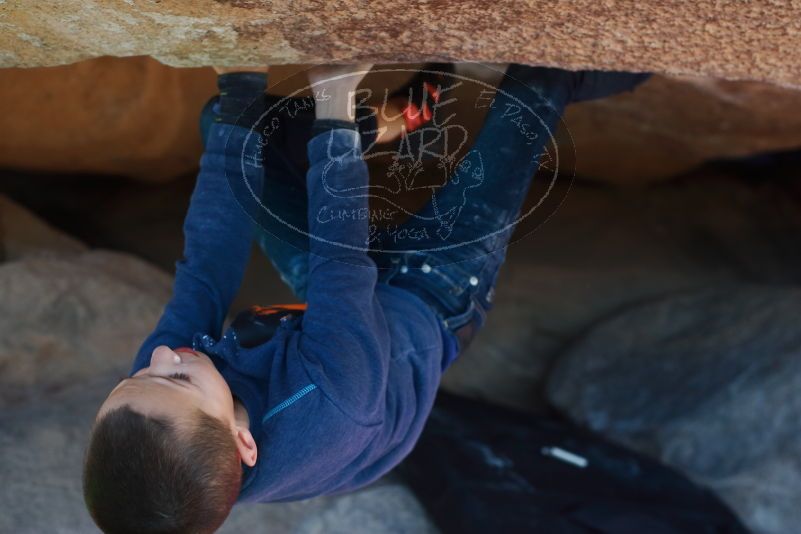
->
[3, 58, 801, 184]
[546, 286, 801, 533]
[2, 1, 801, 89]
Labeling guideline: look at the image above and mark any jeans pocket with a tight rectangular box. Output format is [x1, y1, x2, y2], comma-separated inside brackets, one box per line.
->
[442, 298, 477, 331]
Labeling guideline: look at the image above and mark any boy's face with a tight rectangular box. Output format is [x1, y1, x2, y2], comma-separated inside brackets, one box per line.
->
[98, 345, 236, 428]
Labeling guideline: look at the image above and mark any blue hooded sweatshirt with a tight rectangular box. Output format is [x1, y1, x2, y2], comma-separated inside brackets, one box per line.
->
[130, 102, 457, 502]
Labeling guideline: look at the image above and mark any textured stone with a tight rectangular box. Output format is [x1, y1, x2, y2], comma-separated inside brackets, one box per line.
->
[2, 1, 801, 89]
[0, 194, 86, 260]
[564, 75, 801, 183]
[0, 196, 169, 406]
[3, 1, 801, 183]
[0, 251, 172, 406]
[0, 56, 217, 182]
[545, 287, 801, 534]
[3, 56, 801, 183]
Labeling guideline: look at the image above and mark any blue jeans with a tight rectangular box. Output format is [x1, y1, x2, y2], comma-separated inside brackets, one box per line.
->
[201, 66, 650, 349]
[373, 66, 649, 354]
[201, 94, 314, 298]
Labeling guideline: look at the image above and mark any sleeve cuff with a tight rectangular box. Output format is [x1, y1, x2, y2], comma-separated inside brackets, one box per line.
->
[307, 126, 363, 168]
[312, 118, 359, 139]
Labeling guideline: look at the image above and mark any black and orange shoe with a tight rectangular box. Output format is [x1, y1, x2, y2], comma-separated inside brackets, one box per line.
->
[389, 63, 455, 136]
[360, 63, 456, 161]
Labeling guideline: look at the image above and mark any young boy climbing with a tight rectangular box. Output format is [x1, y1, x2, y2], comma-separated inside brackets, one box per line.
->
[83, 63, 648, 534]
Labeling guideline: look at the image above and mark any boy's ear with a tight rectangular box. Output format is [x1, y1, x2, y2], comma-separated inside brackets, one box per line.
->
[234, 428, 258, 467]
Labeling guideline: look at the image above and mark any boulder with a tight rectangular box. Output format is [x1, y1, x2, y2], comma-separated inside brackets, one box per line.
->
[546, 287, 801, 533]
[2, 57, 801, 183]
[0, 195, 166, 405]
[2, 1, 801, 89]
[564, 75, 801, 183]
[0, 251, 172, 406]
[0, 56, 216, 182]
[0, 194, 86, 260]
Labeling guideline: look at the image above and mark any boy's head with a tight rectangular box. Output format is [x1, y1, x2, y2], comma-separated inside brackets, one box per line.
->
[83, 346, 258, 534]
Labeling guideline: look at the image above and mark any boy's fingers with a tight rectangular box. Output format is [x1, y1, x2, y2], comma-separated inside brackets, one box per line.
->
[306, 64, 373, 87]
[213, 65, 270, 75]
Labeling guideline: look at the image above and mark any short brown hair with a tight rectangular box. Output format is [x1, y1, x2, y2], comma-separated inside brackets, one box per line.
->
[83, 405, 242, 533]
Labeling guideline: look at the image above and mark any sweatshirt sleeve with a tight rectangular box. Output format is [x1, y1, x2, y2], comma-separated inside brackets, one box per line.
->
[297, 126, 391, 426]
[130, 76, 265, 375]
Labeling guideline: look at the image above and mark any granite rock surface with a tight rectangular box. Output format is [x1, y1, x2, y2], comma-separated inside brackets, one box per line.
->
[2, 1, 801, 89]
[3, 57, 801, 183]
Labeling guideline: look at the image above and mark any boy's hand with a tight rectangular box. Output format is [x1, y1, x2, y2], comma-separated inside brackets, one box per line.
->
[307, 64, 373, 121]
